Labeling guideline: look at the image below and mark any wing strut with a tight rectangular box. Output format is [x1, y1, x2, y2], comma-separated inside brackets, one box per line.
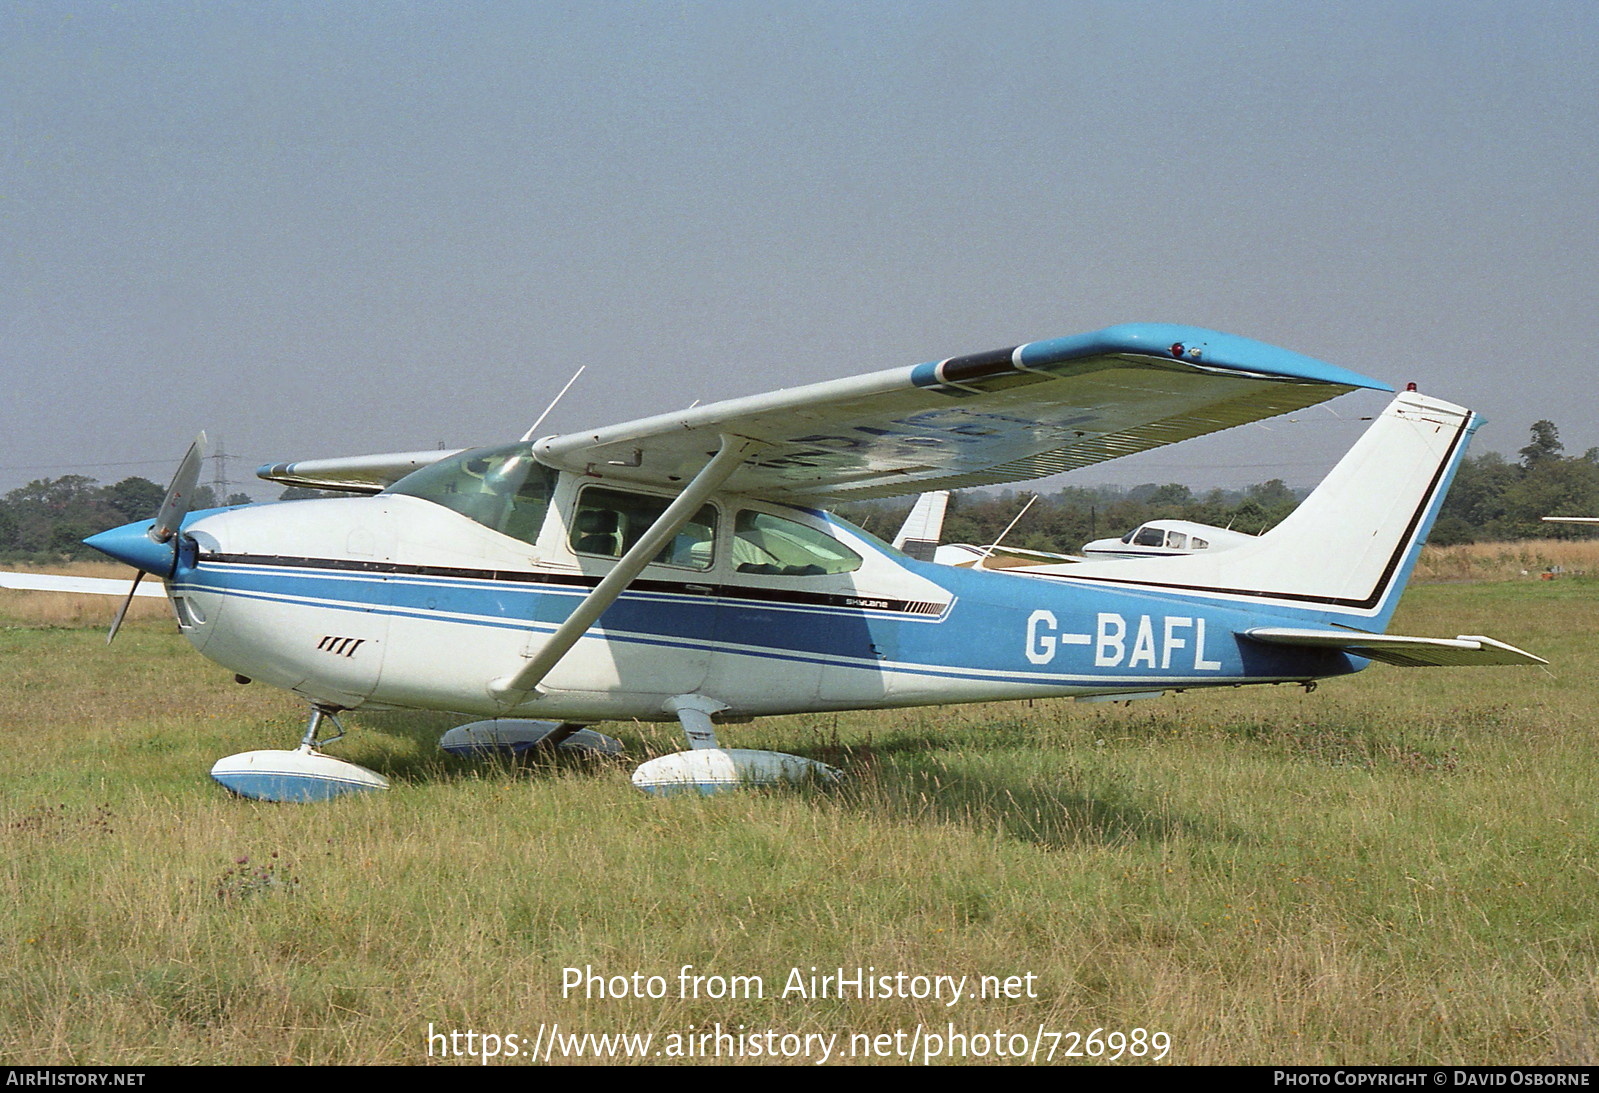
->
[487, 434, 765, 706]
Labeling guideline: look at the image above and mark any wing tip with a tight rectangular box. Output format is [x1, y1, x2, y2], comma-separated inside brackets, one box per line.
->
[1023, 324, 1394, 393]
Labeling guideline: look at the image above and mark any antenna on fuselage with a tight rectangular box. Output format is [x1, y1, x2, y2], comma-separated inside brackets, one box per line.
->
[977, 493, 1039, 569]
[520, 366, 586, 442]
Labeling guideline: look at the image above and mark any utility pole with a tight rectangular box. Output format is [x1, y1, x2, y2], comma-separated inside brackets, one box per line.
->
[210, 436, 235, 505]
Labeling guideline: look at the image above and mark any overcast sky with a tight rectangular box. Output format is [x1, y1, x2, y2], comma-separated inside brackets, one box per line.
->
[5, 1, 1596, 501]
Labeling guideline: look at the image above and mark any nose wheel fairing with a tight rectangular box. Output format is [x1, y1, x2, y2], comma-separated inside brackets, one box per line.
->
[210, 745, 390, 802]
[210, 706, 390, 803]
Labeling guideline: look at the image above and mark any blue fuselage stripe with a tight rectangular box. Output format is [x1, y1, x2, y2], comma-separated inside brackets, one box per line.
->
[174, 554, 1359, 688]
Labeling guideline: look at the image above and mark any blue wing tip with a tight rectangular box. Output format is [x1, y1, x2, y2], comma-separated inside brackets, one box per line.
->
[1022, 324, 1393, 393]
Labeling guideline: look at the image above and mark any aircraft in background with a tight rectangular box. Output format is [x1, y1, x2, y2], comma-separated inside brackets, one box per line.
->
[16, 323, 1543, 801]
[1080, 518, 1255, 560]
[890, 490, 950, 562]
[891, 498, 1251, 569]
[925, 541, 1081, 569]
[891, 491, 1085, 569]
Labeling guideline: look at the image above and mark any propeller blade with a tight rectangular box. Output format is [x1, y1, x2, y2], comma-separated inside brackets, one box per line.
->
[150, 432, 208, 544]
[105, 571, 145, 645]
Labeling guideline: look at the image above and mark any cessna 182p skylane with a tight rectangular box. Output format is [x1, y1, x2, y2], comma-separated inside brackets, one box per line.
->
[36, 324, 1544, 801]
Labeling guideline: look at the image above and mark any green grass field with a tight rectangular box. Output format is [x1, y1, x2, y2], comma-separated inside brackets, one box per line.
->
[2, 576, 1596, 1065]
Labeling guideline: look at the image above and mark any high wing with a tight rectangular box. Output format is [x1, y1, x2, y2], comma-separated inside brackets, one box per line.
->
[533, 324, 1392, 501]
[0, 572, 166, 598]
[259, 450, 464, 495]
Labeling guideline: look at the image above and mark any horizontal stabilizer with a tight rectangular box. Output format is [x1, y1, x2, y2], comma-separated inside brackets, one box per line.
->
[257, 449, 463, 494]
[1244, 627, 1546, 667]
[0, 572, 166, 598]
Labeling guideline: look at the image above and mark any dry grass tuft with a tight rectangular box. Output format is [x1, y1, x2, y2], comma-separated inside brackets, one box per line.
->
[1415, 538, 1599, 583]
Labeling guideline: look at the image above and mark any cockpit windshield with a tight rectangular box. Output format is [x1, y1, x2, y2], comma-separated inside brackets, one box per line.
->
[385, 443, 557, 545]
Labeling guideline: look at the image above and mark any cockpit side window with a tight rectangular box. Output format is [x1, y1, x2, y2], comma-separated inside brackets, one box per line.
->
[1133, 526, 1165, 547]
[733, 510, 861, 576]
[386, 444, 557, 546]
[569, 487, 717, 570]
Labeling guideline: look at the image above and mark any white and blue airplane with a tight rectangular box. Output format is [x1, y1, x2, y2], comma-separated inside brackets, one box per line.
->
[49, 323, 1541, 800]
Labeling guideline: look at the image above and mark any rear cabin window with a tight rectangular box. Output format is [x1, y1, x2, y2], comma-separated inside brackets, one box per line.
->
[733, 511, 861, 576]
[569, 487, 717, 570]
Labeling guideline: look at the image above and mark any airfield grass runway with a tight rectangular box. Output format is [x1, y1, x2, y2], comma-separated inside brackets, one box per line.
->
[1, 558, 1596, 1065]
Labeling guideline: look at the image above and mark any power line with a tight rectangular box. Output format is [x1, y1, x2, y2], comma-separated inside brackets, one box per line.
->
[0, 458, 180, 472]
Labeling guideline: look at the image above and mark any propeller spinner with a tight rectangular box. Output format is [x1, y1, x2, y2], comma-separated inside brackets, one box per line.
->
[85, 433, 207, 643]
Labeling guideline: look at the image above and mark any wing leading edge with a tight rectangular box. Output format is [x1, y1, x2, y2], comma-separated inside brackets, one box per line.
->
[258, 450, 464, 495]
[535, 323, 1392, 501]
[0, 572, 166, 598]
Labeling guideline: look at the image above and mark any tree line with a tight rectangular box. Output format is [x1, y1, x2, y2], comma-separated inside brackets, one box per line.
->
[842, 421, 1599, 553]
[2, 420, 1593, 562]
[838, 479, 1306, 557]
[1428, 421, 1599, 544]
[0, 477, 251, 562]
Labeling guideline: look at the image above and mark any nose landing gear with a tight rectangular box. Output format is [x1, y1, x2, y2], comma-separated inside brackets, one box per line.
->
[209, 704, 389, 802]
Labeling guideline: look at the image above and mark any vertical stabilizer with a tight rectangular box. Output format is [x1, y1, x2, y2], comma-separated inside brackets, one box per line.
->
[894, 491, 949, 562]
[1051, 391, 1477, 630]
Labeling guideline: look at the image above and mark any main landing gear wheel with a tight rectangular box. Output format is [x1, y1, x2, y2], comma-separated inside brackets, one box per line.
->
[439, 719, 624, 758]
[630, 694, 842, 796]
